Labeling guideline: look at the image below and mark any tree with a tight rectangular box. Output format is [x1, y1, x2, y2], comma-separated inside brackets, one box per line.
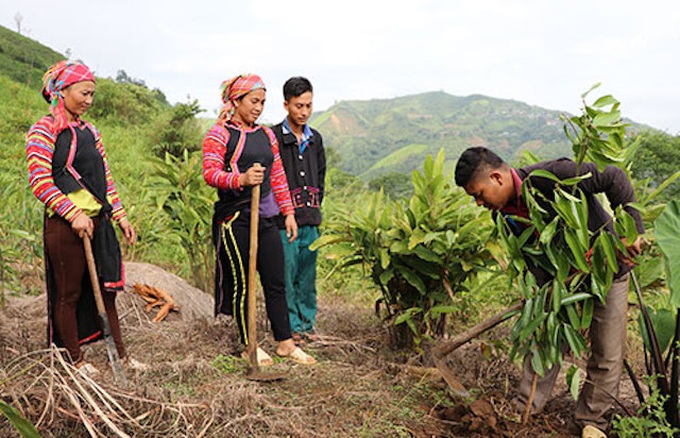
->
[152, 100, 205, 158]
[629, 131, 680, 202]
[14, 13, 23, 35]
[115, 69, 147, 87]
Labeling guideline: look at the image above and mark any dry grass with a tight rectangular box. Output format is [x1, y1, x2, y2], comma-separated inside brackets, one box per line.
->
[0, 289, 453, 437]
[0, 273, 651, 437]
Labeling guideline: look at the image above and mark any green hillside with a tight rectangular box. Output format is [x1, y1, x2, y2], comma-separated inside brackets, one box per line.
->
[2, 23, 675, 294]
[0, 25, 63, 90]
[310, 91, 652, 178]
[0, 25, 208, 293]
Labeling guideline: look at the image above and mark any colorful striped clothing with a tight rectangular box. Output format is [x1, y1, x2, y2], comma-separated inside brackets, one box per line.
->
[26, 116, 126, 222]
[202, 121, 294, 218]
[204, 120, 294, 344]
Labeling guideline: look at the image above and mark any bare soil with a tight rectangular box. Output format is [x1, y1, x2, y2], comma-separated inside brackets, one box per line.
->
[0, 262, 646, 437]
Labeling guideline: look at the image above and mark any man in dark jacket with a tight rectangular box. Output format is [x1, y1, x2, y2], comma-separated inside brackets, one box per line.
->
[272, 77, 326, 345]
[454, 147, 644, 438]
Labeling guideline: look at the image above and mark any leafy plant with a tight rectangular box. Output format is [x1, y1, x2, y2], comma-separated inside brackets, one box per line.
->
[495, 86, 642, 416]
[612, 377, 679, 438]
[0, 400, 41, 438]
[313, 150, 494, 349]
[145, 150, 215, 292]
[625, 200, 680, 429]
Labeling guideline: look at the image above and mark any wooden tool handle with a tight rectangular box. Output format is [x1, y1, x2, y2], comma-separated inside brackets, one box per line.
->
[83, 234, 127, 384]
[246, 163, 262, 369]
[83, 235, 106, 315]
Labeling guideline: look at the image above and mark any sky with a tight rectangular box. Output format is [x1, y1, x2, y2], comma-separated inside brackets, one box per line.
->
[3, 0, 680, 133]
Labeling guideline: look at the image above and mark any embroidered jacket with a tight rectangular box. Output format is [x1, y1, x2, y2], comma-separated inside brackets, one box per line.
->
[271, 121, 326, 228]
[26, 116, 126, 222]
[203, 121, 294, 220]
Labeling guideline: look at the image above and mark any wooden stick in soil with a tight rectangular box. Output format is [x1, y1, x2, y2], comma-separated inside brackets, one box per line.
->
[244, 164, 285, 381]
[432, 302, 522, 357]
[246, 178, 261, 373]
[83, 235, 127, 385]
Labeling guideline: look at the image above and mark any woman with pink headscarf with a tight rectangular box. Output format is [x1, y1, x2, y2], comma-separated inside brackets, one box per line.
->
[26, 60, 137, 375]
[203, 74, 315, 365]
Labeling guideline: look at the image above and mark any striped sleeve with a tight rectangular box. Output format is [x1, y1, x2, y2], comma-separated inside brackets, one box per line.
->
[87, 122, 127, 222]
[202, 124, 241, 190]
[264, 127, 294, 216]
[26, 117, 83, 221]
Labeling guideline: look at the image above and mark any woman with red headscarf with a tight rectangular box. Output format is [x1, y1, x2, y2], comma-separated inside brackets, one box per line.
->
[26, 60, 137, 375]
[203, 74, 315, 365]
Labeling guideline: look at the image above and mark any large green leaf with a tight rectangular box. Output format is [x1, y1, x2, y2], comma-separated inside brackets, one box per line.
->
[638, 308, 676, 356]
[0, 400, 41, 438]
[655, 200, 680, 307]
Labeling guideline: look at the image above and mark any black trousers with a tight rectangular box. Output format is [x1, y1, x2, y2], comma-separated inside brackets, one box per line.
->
[213, 211, 292, 344]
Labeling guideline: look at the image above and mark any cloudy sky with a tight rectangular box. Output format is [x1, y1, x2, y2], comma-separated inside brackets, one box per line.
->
[3, 0, 679, 132]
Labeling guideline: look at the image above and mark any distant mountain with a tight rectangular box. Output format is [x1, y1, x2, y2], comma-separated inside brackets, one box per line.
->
[310, 91, 652, 178]
[0, 24, 653, 181]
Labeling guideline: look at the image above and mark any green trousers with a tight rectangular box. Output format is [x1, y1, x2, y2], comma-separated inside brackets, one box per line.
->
[280, 225, 319, 333]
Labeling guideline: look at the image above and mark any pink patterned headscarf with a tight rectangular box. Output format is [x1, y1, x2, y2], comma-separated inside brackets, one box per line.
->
[41, 60, 96, 134]
[218, 74, 266, 122]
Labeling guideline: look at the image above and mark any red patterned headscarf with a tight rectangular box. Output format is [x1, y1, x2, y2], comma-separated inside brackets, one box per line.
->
[218, 74, 266, 122]
[41, 60, 96, 134]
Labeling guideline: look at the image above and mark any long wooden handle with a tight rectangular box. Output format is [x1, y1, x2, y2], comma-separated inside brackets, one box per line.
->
[83, 235, 107, 316]
[83, 234, 127, 383]
[432, 302, 523, 357]
[246, 164, 262, 369]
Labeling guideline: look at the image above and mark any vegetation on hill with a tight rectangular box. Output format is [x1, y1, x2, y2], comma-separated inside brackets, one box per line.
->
[3, 24, 680, 437]
[311, 91, 656, 187]
[0, 25, 63, 89]
[312, 91, 572, 178]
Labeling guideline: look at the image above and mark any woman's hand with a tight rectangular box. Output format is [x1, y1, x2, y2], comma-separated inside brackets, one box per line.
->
[118, 217, 137, 245]
[71, 212, 94, 239]
[284, 214, 298, 243]
[239, 164, 265, 187]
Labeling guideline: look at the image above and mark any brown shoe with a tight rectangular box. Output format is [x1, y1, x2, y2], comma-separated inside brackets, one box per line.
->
[292, 332, 305, 346]
[304, 329, 320, 342]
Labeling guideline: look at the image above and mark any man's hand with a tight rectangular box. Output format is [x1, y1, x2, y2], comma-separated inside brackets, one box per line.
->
[621, 236, 647, 267]
[284, 214, 298, 243]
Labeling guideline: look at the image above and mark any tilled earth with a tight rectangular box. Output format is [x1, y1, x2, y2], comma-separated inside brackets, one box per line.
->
[0, 262, 645, 437]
